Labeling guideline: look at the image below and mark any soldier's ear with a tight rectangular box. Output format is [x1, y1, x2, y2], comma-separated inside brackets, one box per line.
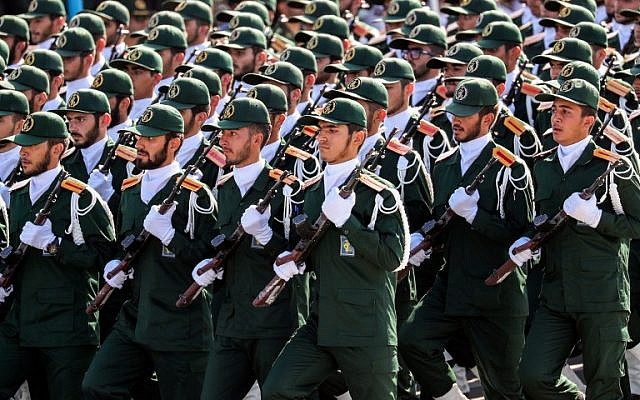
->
[291, 88, 301, 103]
[95, 37, 106, 54]
[210, 95, 220, 112]
[404, 82, 414, 96]
[495, 82, 506, 97]
[100, 112, 112, 128]
[304, 74, 316, 88]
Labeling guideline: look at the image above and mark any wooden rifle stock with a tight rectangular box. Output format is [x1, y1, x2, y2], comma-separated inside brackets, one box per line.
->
[399, 74, 443, 145]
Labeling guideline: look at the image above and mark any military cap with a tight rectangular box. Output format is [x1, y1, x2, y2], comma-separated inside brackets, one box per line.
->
[8, 65, 50, 94]
[389, 24, 448, 50]
[384, 0, 422, 23]
[144, 25, 187, 50]
[19, 0, 66, 18]
[0, 40, 8, 64]
[10, 112, 70, 146]
[298, 98, 367, 128]
[0, 90, 29, 116]
[545, 0, 597, 16]
[0, 16, 30, 42]
[295, 15, 349, 43]
[539, 4, 595, 28]
[162, 0, 213, 7]
[243, 61, 304, 89]
[181, 65, 222, 96]
[325, 45, 384, 73]
[536, 78, 599, 110]
[462, 55, 507, 82]
[53, 88, 111, 114]
[388, 8, 441, 36]
[290, 0, 340, 25]
[188, 48, 233, 74]
[427, 42, 484, 68]
[69, 13, 106, 37]
[324, 77, 388, 108]
[130, 11, 185, 37]
[550, 61, 600, 90]
[456, 10, 511, 41]
[0, 57, 5, 75]
[54, 27, 96, 57]
[305, 33, 344, 59]
[569, 22, 607, 48]
[125, 103, 185, 136]
[85, 1, 131, 26]
[111, 46, 163, 73]
[174, 0, 213, 25]
[446, 78, 499, 116]
[204, 97, 270, 130]
[211, 12, 265, 37]
[91, 68, 135, 97]
[619, 8, 640, 19]
[442, 0, 498, 15]
[247, 83, 288, 112]
[257, 0, 276, 11]
[531, 38, 592, 64]
[121, 0, 153, 17]
[217, 1, 270, 26]
[278, 47, 318, 74]
[0, 80, 13, 91]
[372, 58, 415, 83]
[477, 21, 523, 48]
[216, 27, 267, 50]
[160, 77, 210, 110]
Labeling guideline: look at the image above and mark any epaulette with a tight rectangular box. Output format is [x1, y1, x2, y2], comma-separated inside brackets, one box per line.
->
[537, 101, 553, 111]
[285, 145, 312, 161]
[61, 177, 87, 194]
[206, 146, 226, 168]
[504, 116, 527, 136]
[216, 171, 234, 187]
[605, 78, 633, 98]
[418, 119, 439, 137]
[429, 105, 446, 118]
[519, 22, 532, 32]
[603, 125, 630, 145]
[521, 71, 538, 82]
[9, 178, 30, 192]
[435, 146, 457, 163]
[180, 176, 204, 192]
[115, 145, 137, 162]
[121, 175, 142, 191]
[436, 85, 447, 99]
[301, 172, 323, 190]
[598, 97, 616, 113]
[358, 172, 386, 192]
[523, 32, 545, 47]
[386, 138, 411, 156]
[593, 147, 622, 163]
[520, 81, 544, 96]
[629, 108, 640, 121]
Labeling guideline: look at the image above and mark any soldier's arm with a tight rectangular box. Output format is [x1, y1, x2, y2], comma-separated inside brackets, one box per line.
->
[401, 156, 433, 231]
[594, 171, 640, 238]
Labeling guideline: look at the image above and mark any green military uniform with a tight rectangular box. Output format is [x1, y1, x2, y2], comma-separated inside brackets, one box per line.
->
[0, 112, 115, 399]
[82, 104, 217, 400]
[399, 79, 533, 399]
[519, 80, 640, 399]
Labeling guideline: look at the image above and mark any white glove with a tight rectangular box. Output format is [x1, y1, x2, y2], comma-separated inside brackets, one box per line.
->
[322, 187, 355, 227]
[509, 237, 532, 267]
[273, 251, 305, 281]
[0, 182, 9, 208]
[0, 283, 13, 303]
[103, 259, 133, 289]
[409, 232, 430, 266]
[563, 192, 602, 228]
[448, 187, 479, 224]
[240, 204, 273, 245]
[20, 219, 56, 250]
[191, 258, 223, 286]
[143, 203, 177, 246]
[88, 170, 115, 201]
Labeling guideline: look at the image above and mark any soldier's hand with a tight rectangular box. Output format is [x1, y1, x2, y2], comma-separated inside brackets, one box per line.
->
[0, 182, 9, 208]
[20, 219, 57, 250]
[0, 283, 13, 303]
[88, 170, 115, 201]
[409, 232, 430, 266]
[563, 193, 602, 228]
[143, 203, 177, 246]
[192, 258, 223, 286]
[103, 260, 132, 289]
[508, 237, 533, 267]
[322, 187, 355, 227]
[241, 204, 273, 245]
[448, 187, 479, 224]
[274, 251, 305, 281]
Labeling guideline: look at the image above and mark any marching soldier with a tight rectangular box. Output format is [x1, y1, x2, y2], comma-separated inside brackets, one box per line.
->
[216, 27, 268, 93]
[0, 16, 30, 69]
[144, 24, 187, 94]
[54, 27, 98, 103]
[18, 0, 66, 49]
[304, 32, 344, 105]
[188, 47, 234, 117]
[323, 45, 384, 85]
[22, 48, 66, 111]
[91, 68, 135, 141]
[277, 47, 318, 116]
[7, 64, 50, 113]
[0, 90, 29, 206]
[85, 0, 130, 62]
[68, 13, 108, 76]
[0, 111, 116, 399]
[173, 0, 212, 61]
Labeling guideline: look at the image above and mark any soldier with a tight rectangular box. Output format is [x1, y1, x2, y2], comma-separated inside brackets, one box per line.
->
[18, 0, 66, 49]
[569, 22, 611, 74]
[399, 78, 534, 400]
[288, 1, 340, 33]
[454, 9, 511, 42]
[69, 13, 108, 76]
[216, 27, 268, 94]
[144, 25, 187, 95]
[189, 48, 234, 117]
[372, 0, 421, 55]
[174, 0, 212, 61]
[539, 4, 595, 41]
[262, 97, 409, 400]
[91, 68, 135, 141]
[304, 33, 344, 105]
[278, 47, 318, 115]
[82, 103, 217, 399]
[0, 16, 30, 69]
[441, 0, 498, 33]
[7, 65, 50, 113]
[530, 37, 593, 82]
[323, 45, 384, 85]
[0, 90, 28, 205]
[512, 78, 640, 399]
[54, 27, 97, 103]
[0, 111, 116, 399]
[85, 0, 130, 62]
[23, 49, 66, 111]
[294, 14, 350, 49]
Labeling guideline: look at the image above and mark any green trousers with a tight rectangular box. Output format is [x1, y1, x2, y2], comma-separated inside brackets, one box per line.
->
[200, 335, 289, 399]
[82, 326, 209, 400]
[398, 280, 526, 399]
[520, 305, 630, 400]
[261, 316, 398, 400]
[0, 331, 95, 400]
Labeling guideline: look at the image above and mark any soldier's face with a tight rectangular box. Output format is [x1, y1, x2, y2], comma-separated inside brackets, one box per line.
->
[615, 0, 640, 22]
[67, 112, 101, 149]
[316, 121, 362, 164]
[0, 114, 23, 140]
[104, 19, 119, 46]
[184, 19, 200, 45]
[549, 61, 566, 80]
[219, 126, 261, 167]
[135, 134, 171, 169]
[122, 66, 156, 99]
[28, 16, 55, 45]
[451, 112, 483, 143]
[315, 56, 336, 84]
[457, 14, 479, 31]
[20, 141, 54, 176]
[443, 64, 467, 97]
[230, 48, 258, 80]
[62, 55, 89, 81]
[554, 25, 572, 40]
[551, 99, 594, 145]
[402, 44, 436, 80]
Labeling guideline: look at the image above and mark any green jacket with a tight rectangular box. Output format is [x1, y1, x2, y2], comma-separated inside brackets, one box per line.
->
[532, 140, 640, 312]
[115, 172, 216, 352]
[493, 104, 542, 169]
[183, 138, 223, 190]
[304, 169, 408, 347]
[1, 170, 116, 347]
[432, 140, 533, 317]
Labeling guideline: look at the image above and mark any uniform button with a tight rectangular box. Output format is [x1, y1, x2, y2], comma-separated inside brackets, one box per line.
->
[343, 229, 349, 235]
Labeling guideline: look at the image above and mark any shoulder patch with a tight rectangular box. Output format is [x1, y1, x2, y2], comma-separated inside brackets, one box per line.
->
[9, 178, 30, 192]
[435, 146, 457, 163]
[115, 145, 137, 162]
[523, 32, 545, 47]
[358, 173, 386, 192]
[61, 177, 87, 194]
[285, 145, 312, 161]
[606, 79, 632, 97]
[121, 175, 142, 191]
[216, 171, 234, 187]
[603, 126, 629, 145]
[301, 172, 323, 190]
[206, 146, 227, 168]
[629, 108, 640, 121]
[593, 147, 622, 163]
[386, 138, 411, 156]
[418, 119, 439, 137]
[504, 116, 527, 136]
[180, 176, 204, 192]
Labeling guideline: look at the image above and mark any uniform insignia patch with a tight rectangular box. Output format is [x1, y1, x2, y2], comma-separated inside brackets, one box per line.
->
[340, 235, 355, 257]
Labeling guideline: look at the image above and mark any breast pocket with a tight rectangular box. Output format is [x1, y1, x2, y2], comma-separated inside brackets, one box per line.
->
[35, 288, 74, 332]
[336, 289, 376, 337]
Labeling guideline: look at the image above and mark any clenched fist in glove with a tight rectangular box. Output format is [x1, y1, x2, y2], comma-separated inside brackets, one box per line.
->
[191, 258, 224, 286]
[88, 170, 115, 201]
[241, 204, 272, 245]
[322, 187, 355, 227]
[20, 219, 56, 250]
[143, 202, 176, 246]
[0, 283, 12, 304]
[563, 192, 602, 228]
[508, 237, 533, 267]
[408, 232, 430, 266]
[103, 260, 133, 289]
[448, 187, 479, 224]
[274, 251, 305, 281]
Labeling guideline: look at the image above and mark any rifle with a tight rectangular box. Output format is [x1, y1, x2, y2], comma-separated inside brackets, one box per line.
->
[176, 169, 296, 307]
[396, 145, 517, 282]
[0, 170, 70, 288]
[484, 149, 625, 286]
[364, 128, 396, 171]
[503, 57, 529, 107]
[301, 83, 328, 117]
[600, 54, 616, 95]
[398, 73, 443, 145]
[252, 148, 382, 307]
[98, 132, 136, 175]
[108, 25, 129, 62]
[3, 161, 22, 187]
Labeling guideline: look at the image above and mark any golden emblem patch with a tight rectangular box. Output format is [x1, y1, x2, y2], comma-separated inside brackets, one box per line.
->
[373, 61, 386, 76]
[175, 1, 188, 11]
[454, 85, 468, 101]
[196, 50, 208, 63]
[69, 17, 80, 27]
[466, 59, 479, 73]
[148, 28, 159, 41]
[230, 29, 241, 42]
[306, 36, 318, 50]
[24, 52, 35, 66]
[55, 34, 67, 49]
[347, 78, 361, 90]
[127, 49, 142, 61]
[148, 15, 159, 28]
[8, 68, 21, 81]
[322, 100, 336, 115]
[22, 115, 34, 132]
[140, 109, 154, 123]
[97, 2, 108, 11]
[264, 64, 277, 75]
[482, 24, 493, 37]
[305, 3, 316, 14]
[388, 1, 400, 14]
[167, 84, 180, 99]
[406, 10, 417, 26]
[68, 93, 80, 108]
[552, 41, 565, 54]
[222, 103, 235, 119]
[28, 0, 38, 12]
[313, 18, 323, 30]
[92, 73, 104, 88]
[560, 64, 574, 78]
[559, 7, 571, 17]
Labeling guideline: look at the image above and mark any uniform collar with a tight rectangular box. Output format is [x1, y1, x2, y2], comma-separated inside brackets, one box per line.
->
[557, 135, 592, 173]
[29, 165, 62, 204]
[176, 132, 204, 167]
[323, 157, 359, 196]
[141, 160, 181, 204]
[233, 158, 266, 197]
[459, 133, 491, 175]
[412, 76, 438, 106]
[107, 119, 133, 142]
[80, 135, 109, 174]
